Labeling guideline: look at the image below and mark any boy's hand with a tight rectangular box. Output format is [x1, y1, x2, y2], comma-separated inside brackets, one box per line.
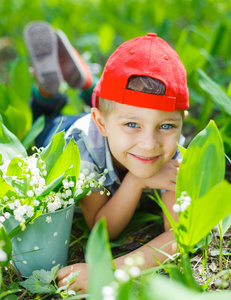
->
[57, 263, 88, 294]
[139, 159, 181, 191]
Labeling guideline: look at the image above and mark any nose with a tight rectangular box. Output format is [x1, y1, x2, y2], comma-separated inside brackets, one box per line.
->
[138, 131, 160, 151]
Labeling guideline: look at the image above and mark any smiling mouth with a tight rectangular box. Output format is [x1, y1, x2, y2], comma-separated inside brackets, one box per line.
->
[129, 153, 162, 164]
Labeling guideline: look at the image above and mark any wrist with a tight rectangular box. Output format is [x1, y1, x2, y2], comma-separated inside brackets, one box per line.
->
[124, 171, 145, 191]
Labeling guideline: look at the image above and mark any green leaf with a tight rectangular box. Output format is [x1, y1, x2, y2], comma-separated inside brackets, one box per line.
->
[0, 177, 15, 197]
[44, 137, 80, 186]
[125, 211, 162, 232]
[9, 56, 32, 104]
[1, 105, 30, 142]
[166, 254, 201, 292]
[220, 213, 231, 238]
[198, 69, 231, 116]
[0, 83, 32, 141]
[0, 122, 27, 161]
[116, 280, 134, 300]
[20, 264, 60, 294]
[40, 131, 65, 175]
[0, 291, 22, 299]
[0, 225, 12, 266]
[176, 120, 225, 200]
[6, 157, 25, 177]
[178, 180, 231, 248]
[38, 173, 65, 198]
[149, 190, 177, 232]
[143, 274, 231, 300]
[98, 23, 115, 53]
[8, 210, 42, 239]
[22, 114, 45, 150]
[86, 218, 114, 300]
[177, 144, 187, 157]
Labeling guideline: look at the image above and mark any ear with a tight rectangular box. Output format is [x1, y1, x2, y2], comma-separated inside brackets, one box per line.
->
[91, 107, 107, 137]
[184, 111, 189, 119]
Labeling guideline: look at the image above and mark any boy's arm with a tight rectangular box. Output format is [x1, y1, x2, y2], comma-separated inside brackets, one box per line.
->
[79, 172, 142, 240]
[79, 159, 180, 240]
[161, 190, 178, 230]
[57, 228, 177, 294]
[114, 191, 178, 269]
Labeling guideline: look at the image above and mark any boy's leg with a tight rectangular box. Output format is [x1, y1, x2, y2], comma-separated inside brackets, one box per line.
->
[24, 21, 94, 146]
[55, 29, 92, 90]
[24, 21, 62, 95]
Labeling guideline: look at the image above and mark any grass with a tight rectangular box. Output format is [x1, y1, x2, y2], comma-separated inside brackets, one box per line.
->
[0, 1, 231, 298]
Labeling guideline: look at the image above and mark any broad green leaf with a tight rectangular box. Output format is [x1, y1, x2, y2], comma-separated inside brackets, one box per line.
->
[4, 177, 29, 198]
[0, 225, 12, 266]
[98, 23, 115, 53]
[166, 254, 201, 292]
[8, 210, 42, 239]
[0, 84, 32, 119]
[176, 120, 225, 200]
[178, 180, 231, 248]
[177, 43, 205, 75]
[6, 157, 25, 177]
[45, 137, 80, 185]
[0, 290, 22, 299]
[0, 83, 32, 141]
[38, 173, 65, 198]
[125, 211, 162, 232]
[40, 131, 65, 175]
[198, 69, 231, 116]
[142, 274, 198, 300]
[221, 213, 231, 238]
[22, 114, 45, 150]
[0, 122, 27, 161]
[0, 177, 15, 197]
[1, 105, 30, 141]
[142, 274, 231, 300]
[116, 280, 134, 300]
[149, 190, 177, 232]
[177, 144, 187, 157]
[86, 218, 114, 300]
[9, 56, 32, 104]
[0, 86, 9, 112]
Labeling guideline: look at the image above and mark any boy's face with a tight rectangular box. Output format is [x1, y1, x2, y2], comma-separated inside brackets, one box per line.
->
[92, 103, 184, 179]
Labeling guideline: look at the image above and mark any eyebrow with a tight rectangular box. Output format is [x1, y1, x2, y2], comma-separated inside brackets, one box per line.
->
[162, 117, 182, 122]
[117, 115, 182, 122]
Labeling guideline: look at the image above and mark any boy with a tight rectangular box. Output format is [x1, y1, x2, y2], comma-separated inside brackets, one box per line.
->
[24, 23, 188, 294]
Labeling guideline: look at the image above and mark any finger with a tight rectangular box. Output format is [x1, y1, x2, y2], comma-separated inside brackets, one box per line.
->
[69, 281, 83, 294]
[57, 266, 75, 281]
[174, 159, 182, 167]
[168, 182, 176, 192]
[57, 276, 68, 287]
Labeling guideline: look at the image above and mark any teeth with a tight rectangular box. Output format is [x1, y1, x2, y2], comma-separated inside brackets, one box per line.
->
[138, 156, 155, 160]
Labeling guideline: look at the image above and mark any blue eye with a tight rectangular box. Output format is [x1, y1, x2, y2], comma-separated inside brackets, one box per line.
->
[160, 124, 173, 130]
[126, 122, 139, 128]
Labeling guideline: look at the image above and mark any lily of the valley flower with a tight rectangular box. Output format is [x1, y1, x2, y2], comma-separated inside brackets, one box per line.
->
[0, 148, 109, 230]
[173, 191, 192, 213]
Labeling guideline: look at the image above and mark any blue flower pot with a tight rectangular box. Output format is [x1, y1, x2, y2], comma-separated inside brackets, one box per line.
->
[4, 204, 75, 277]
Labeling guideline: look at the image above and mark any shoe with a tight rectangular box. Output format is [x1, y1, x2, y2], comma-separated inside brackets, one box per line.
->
[55, 29, 92, 90]
[24, 21, 62, 94]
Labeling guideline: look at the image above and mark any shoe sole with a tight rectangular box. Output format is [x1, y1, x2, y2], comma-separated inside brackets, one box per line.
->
[56, 29, 92, 90]
[24, 22, 62, 94]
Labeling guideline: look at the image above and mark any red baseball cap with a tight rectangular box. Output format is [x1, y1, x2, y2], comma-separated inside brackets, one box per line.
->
[92, 33, 189, 112]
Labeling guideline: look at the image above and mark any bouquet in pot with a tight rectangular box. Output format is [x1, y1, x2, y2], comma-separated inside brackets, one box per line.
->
[0, 122, 107, 235]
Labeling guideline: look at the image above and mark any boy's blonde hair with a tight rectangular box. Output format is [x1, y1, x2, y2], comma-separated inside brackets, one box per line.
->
[99, 75, 166, 115]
